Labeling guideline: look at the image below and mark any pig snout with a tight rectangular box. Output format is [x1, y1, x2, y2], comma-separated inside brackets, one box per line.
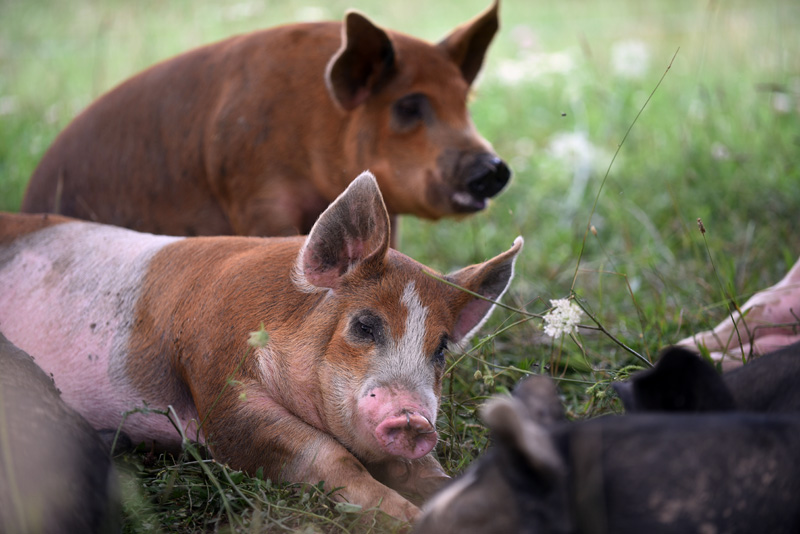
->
[359, 388, 438, 460]
[466, 155, 511, 200]
[375, 411, 437, 459]
[451, 154, 511, 213]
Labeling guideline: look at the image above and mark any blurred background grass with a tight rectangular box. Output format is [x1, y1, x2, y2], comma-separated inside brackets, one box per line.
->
[2, 0, 800, 531]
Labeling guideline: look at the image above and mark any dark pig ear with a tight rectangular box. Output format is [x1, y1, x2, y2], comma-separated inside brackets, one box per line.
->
[447, 236, 523, 344]
[615, 346, 736, 412]
[295, 172, 390, 291]
[512, 375, 566, 425]
[611, 381, 638, 411]
[480, 394, 563, 481]
[326, 11, 396, 110]
[437, 0, 500, 85]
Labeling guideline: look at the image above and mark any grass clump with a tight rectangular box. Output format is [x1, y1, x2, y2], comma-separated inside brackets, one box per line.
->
[117, 446, 408, 533]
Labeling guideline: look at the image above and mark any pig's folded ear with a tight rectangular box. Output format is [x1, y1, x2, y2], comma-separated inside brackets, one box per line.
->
[611, 381, 638, 412]
[294, 172, 390, 292]
[512, 375, 566, 425]
[480, 395, 564, 481]
[620, 346, 737, 413]
[437, 0, 499, 85]
[326, 11, 396, 111]
[447, 236, 523, 344]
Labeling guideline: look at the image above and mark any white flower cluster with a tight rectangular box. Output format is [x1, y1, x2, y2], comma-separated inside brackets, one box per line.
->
[610, 40, 650, 80]
[547, 131, 598, 168]
[542, 298, 583, 339]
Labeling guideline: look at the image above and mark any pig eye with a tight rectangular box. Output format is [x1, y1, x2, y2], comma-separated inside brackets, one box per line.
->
[433, 337, 448, 366]
[391, 93, 429, 131]
[360, 322, 374, 338]
[350, 313, 383, 344]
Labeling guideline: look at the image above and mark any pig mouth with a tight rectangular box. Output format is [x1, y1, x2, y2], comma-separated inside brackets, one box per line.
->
[451, 191, 489, 213]
[373, 411, 438, 460]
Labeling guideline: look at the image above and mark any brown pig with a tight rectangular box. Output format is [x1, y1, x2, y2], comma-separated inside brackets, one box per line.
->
[22, 2, 510, 243]
[1, 172, 522, 521]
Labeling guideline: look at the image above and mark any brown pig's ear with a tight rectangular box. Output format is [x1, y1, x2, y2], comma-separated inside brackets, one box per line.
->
[294, 172, 390, 292]
[447, 236, 523, 343]
[326, 11, 396, 111]
[437, 0, 499, 85]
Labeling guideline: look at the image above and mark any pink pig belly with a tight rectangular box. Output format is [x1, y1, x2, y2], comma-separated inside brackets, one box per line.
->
[0, 221, 196, 447]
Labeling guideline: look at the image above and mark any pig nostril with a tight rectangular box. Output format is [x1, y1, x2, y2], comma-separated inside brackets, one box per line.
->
[374, 413, 438, 459]
[416, 413, 436, 434]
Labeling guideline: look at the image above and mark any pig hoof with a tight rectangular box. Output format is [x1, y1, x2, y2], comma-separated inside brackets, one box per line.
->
[375, 413, 438, 459]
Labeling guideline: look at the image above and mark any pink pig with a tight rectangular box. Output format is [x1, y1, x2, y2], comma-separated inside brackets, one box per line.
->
[679, 258, 800, 367]
[0, 172, 522, 521]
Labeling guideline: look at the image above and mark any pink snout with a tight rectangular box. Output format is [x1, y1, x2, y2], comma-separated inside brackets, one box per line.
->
[374, 412, 438, 460]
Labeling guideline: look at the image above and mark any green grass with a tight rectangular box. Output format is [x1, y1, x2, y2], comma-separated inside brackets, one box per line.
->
[2, 0, 800, 531]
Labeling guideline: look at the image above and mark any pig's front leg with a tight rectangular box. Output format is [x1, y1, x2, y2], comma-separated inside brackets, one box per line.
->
[291, 433, 422, 521]
[206, 386, 420, 522]
[366, 454, 451, 506]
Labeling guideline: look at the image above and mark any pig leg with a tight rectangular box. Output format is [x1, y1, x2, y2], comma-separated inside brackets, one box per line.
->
[366, 454, 451, 506]
[291, 432, 421, 521]
[204, 386, 420, 522]
[679, 258, 800, 364]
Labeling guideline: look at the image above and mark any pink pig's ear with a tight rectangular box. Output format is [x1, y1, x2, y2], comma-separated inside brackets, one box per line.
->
[295, 172, 390, 292]
[326, 11, 396, 111]
[447, 236, 523, 344]
[437, 0, 499, 86]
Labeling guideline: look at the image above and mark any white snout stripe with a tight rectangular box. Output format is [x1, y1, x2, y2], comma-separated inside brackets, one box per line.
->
[396, 281, 428, 377]
[363, 281, 437, 410]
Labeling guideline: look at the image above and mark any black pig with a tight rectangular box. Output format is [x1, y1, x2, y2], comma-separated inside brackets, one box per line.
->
[615, 342, 800, 413]
[0, 332, 120, 533]
[416, 376, 800, 534]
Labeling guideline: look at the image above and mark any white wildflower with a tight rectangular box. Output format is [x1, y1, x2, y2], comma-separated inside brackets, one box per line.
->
[295, 6, 328, 22]
[0, 96, 18, 116]
[710, 142, 731, 161]
[543, 298, 583, 339]
[248, 324, 270, 348]
[510, 25, 538, 51]
[688, 98, 706, 121]
[44, 103, 60, 125]
[772, 92, 792, 114]
[610, 40, 650, 80]
[495, 50, 575, 86]
[547, 131, 597, 168]
[222, 2, 263, 21]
